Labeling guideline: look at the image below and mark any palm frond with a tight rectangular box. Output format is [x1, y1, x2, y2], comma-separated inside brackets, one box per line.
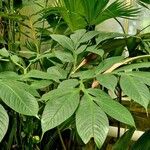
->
[92, 0, 140, 25]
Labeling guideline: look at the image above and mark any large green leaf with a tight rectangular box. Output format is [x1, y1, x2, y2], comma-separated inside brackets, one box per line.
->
[120, 75, 150, 109]
[41, 89, 79, 133]
[0, 105, 9, 142]
[51, 34, 74, 51]
[0, 80, 39, 116]
[88, 89, 135, 127]
[96, 74, 118, 91]
[76, 94, 109, 148]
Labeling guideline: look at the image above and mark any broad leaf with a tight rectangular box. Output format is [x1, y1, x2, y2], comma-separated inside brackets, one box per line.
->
[51, 34, 74, 51]
[0, 71, 20, 80]
[41, 89, 79, 133]
[0, 80, 39, 116]
[120, 75, 150, 109]
[96, 74, 118, 91]
[0, 48, 9, 57]
[88, 89, 135, 127]
[0, 105, 9, 142]
[76, 94, 109, 148]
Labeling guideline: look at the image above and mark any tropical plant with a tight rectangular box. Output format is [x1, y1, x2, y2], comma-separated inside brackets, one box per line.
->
[0, 0, 150, 149]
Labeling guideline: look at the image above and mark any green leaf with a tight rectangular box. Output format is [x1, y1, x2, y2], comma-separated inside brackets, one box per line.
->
[51, 34, 74, 51]
[0, 71, 20, 80]
[79, 31, 99, 43]
[96, 74, 118, 91]
[0, 105, 9, 142]
[86, 46, 104, 57]
[23, 70, 59, 82]
[0, 80, 39, 116]
[76, 94, 109, 148]
[131, 130, 150, 150]
[47, 66, 67, 80]
[10, 55, 20, 63]
[120, 75, 150, 109]
[0, 48, 9, 57]
[113, 128, 135, 150]
[58, 79, 79, 89]
[70, 29, 86, 48]
[125, 72, 150, 86]
[41, 89, 79, 133]
[31, 80, 52, 89]
[54, 50, 74, 62]
[71, 70, 95, 79]
[88, 89, 135, 127]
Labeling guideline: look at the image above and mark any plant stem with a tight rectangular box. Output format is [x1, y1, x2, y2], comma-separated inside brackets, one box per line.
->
[57, 127, 67, 150]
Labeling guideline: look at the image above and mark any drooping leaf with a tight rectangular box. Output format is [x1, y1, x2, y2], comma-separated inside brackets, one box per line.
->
[113, 128, 135, 150]
[41, 89, 79, 133]
[51, 34, 74, 51]
[76, 94, 109, 148]
[0, 105, 9, 142]
[88, 88, 135, 127]
[131, 130, 150, 150]
[96, 74, 118, 91]
[120, 75, 150, 109]
[0, 80, 39, 116]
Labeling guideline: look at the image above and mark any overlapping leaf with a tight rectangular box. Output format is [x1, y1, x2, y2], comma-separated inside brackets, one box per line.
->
[87, 88, 135, 127]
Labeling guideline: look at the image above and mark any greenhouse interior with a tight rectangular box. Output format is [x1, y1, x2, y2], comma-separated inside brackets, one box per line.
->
[0, 0, 150, 150]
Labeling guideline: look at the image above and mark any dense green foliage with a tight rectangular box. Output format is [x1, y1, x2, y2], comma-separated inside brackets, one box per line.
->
[0, 0, 150, 149]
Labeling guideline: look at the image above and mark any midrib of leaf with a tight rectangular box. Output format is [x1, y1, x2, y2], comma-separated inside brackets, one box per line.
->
[0, 81, 34, 115]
